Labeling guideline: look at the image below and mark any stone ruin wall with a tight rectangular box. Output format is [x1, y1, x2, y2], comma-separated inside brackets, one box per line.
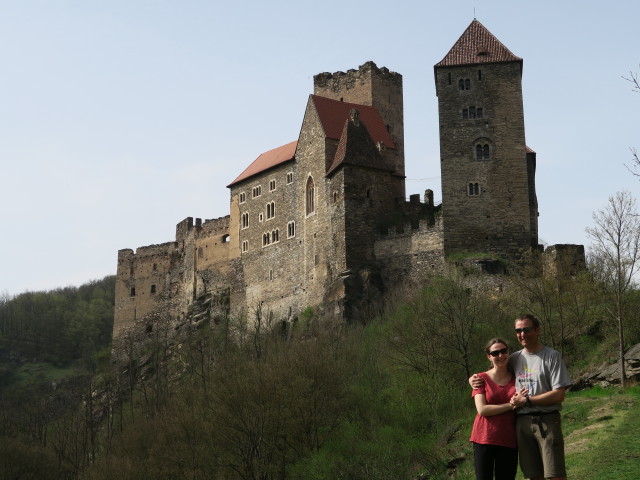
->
[374, 216, 445, 294]
[113, 215, 242, 336]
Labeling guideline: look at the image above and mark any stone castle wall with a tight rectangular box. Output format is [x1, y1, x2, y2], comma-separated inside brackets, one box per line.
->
[435, 61, 537, 259]
[113, 51, 583, 338]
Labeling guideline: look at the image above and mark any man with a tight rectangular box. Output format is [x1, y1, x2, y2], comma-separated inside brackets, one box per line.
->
[471, 314, 572, 480]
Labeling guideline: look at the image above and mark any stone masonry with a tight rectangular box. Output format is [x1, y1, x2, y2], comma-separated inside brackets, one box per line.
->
[113, 20, 583, 337]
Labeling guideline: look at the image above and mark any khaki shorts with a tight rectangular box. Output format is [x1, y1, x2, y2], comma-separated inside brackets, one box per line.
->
[515, 411, 566, 479]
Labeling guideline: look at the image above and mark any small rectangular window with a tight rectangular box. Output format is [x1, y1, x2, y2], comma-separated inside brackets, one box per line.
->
[462, 109, 468, 119]
[477, 108, 483, 119]
[239, 192, 246, 204]
[242, 240, 248, 252]
[469, 107, 476, 119]
[269, 179, 276, 191]
[286, 172, 293, 184]
[468, 182, 480, 196]
[252, 185, 262, 198]
[151, 285, 156, 294]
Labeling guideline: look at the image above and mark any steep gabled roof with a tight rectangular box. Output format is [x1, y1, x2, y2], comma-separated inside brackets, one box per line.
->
[327, 116, 390, 176]
[227, 141, 297, 187]
[436, 19, 522, 67]
[311, 95, 395, 149]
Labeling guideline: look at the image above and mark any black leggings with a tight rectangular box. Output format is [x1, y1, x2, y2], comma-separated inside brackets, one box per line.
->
[473, 442, 518, 480]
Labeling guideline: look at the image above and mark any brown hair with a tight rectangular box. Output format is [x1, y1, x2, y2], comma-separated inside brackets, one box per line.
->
[516, 314, 540, 328]
[484, 337, 509, 355]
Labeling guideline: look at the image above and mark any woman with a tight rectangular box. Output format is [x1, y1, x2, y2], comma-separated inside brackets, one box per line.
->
[470, 338, 526, 480]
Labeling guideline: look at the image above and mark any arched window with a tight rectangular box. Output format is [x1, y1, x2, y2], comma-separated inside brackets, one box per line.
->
[266, 201, 275, 220]
[476, 143, 490, 160]
[306, 176, 315, 215]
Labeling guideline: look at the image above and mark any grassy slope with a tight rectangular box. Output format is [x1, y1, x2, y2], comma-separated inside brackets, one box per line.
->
[562, 385, 640, 480]
[447, 386, 640, 480]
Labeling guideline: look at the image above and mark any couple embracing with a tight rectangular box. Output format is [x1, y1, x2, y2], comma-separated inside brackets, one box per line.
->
[470, 314, 572, 480]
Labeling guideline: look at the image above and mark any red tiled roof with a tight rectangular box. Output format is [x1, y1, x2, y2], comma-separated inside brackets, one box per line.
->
[436, 19, 522, 67]
[326, 117, 390, 176]
[227, 141, 297, 187]
[311, 95, 395, 149]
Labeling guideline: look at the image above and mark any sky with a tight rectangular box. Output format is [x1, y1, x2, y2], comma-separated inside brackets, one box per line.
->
[1, 1, 639, 296]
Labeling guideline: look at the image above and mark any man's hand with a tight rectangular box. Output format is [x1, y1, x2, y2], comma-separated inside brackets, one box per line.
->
[469, 373, 485, 389]
[510, 387, 529, 408]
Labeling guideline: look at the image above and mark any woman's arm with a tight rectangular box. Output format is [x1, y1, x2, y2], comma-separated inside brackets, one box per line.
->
[474, 393, 514, 416]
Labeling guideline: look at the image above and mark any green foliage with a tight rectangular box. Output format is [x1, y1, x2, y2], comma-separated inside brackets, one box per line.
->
[445, 251, 507, 264]
[1, 264, 639, 479]
[0, 276, 115, 371]
[299, 306, 314, 323]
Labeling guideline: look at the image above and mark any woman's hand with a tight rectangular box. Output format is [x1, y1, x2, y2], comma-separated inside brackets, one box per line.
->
[510, 387, 529, 409]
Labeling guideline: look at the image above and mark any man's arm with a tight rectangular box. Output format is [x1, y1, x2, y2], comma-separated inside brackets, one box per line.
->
[469, 373, 485, 389]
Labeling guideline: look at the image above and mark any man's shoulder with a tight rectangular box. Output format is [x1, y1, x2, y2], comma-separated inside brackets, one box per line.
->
[540, 345, 562, 358]
[510, 349, 524, 359]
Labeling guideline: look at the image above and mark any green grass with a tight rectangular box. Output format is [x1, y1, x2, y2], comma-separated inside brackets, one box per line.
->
[563, 385, 640, 479]
[442, 386, 640, 480]
[10, 361, 87, 387]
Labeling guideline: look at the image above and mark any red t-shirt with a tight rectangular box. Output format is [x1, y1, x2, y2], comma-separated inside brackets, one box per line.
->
[469, 371, 517, 448]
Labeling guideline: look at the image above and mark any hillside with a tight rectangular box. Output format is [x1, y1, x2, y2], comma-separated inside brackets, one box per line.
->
[0, 266, 638, 479]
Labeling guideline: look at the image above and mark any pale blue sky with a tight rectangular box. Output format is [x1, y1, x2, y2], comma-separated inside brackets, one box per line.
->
[2, 1, 638, 295]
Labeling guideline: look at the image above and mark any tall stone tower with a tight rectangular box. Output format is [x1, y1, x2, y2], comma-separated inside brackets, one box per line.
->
[314, 61, 405, 181]
[434, 20, 538, 259]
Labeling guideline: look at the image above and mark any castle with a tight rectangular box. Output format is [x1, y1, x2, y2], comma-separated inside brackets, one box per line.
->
[113, 20, 581, 336]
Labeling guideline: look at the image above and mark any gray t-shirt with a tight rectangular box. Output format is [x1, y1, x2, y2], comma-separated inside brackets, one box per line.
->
[509, 346, 572, 414]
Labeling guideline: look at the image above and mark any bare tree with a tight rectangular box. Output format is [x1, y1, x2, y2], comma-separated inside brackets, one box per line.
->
[585, 191, 640, 388]
[623, 67, 640, 177]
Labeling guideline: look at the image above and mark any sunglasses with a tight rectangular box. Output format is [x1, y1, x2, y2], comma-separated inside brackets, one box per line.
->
[489, 347, 508, 357]
[515, 326, 535, 334]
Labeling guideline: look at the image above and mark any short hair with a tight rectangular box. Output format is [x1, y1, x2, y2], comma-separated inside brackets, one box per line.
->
[484, 337, 509, 355]
[516, 314, 540, 328]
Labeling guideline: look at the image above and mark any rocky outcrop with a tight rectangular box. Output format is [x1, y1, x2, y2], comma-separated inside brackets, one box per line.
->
[581, 343, 640, 387]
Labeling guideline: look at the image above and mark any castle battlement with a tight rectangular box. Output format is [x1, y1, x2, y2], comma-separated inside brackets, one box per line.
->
[313, 61, 402, 90]
[113, 20, 584, 337]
